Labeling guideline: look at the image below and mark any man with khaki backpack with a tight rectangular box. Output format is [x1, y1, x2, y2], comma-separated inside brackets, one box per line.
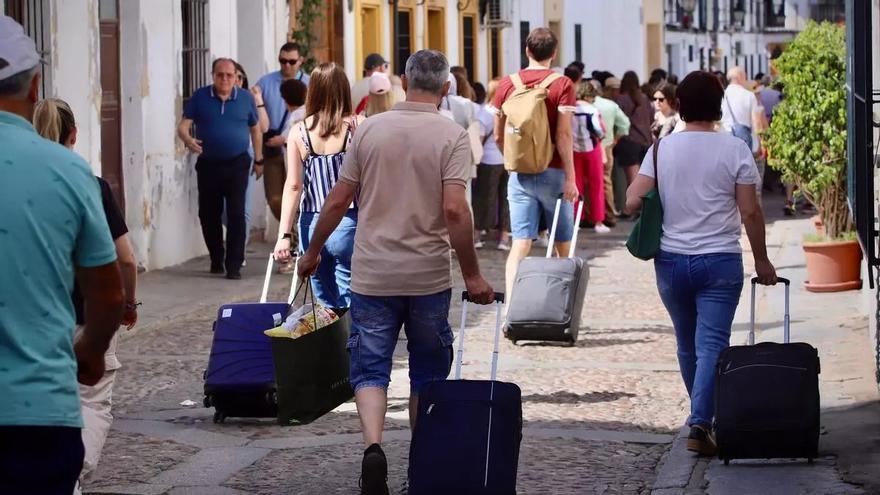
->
[492, 27, 579, 302]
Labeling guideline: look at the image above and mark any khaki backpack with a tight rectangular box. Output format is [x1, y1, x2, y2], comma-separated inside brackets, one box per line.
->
[501, 72, 562, 173]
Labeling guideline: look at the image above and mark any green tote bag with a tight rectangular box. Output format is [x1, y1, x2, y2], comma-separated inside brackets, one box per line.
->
[626, 139, 663, 260]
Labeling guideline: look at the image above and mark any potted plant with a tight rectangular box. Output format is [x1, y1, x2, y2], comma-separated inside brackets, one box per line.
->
[763, 21, 862, 292]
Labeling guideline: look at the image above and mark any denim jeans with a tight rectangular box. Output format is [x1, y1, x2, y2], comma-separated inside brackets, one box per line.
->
[654, 250, 744, 428]
[299, 210, 356, 309]
[347, 290, 454, 394]
[507, 168, 574, 241]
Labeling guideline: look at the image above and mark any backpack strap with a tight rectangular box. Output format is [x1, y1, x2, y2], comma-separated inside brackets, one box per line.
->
[509, 74, 525, 91]
[538, 72, 563, 90]
[653, 137, 662, 192]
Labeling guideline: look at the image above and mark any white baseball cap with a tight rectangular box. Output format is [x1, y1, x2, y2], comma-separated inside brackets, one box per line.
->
[0, 15, 42, 81]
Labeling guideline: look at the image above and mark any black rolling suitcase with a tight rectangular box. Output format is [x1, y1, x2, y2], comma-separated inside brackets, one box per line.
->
[715, 277, 821, 464]
[409, 292, 522, 495]
[506, 197, 589, 345]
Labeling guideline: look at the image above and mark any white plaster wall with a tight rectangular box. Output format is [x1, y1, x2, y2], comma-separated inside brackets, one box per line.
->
[445, 0, 460, 67]
[126, 0, 206, 270]
[209, 0, 238, 61]
[50, 0, 102, 174]
[562, 0, 645, 79]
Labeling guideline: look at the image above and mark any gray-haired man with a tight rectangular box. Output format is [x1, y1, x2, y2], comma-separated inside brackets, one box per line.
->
[297, 50, 494, 494]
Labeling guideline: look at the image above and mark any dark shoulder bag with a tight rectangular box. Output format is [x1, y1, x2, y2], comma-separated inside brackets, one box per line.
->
[626, 138, 663, 260]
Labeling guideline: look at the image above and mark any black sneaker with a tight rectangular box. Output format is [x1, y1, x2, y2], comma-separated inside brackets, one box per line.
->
[225, 271, 242, 280]
[579, 219, 595, 229]
[210, 262, 224, 274]
[783, 202, 796, 217]
[686, 425, 717, 457]
[360, 443, 389, 495]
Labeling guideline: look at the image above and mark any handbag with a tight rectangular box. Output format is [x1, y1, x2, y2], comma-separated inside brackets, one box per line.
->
[626, 138, 663, 260]
[270, 280, 354, 425]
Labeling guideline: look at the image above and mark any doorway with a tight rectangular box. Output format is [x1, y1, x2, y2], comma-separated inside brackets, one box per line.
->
[427, 7, 445, 52]
[99, 0, 124, 211]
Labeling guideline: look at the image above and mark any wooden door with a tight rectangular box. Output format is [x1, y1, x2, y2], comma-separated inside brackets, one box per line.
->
[99, 0, 124, 211]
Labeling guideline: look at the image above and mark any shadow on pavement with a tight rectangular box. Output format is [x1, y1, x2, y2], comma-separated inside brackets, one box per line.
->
[821, 400, 880, 494]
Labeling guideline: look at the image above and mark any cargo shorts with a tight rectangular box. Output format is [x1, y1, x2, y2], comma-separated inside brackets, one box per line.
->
[347, 289, 454, 395]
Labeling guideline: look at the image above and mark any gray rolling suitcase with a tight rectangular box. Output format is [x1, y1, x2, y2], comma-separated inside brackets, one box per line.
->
[506, 197, 589, 345]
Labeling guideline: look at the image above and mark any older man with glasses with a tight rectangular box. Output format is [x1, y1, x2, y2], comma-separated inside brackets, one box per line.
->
[254, 43, 310, 250]
[177, 58, 263, 280]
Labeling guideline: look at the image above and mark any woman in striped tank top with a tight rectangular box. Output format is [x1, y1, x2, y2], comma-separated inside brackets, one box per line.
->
[273, 63, 364, 308]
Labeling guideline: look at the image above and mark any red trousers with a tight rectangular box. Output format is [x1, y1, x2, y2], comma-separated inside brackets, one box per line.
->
[574, 148, 606, 223]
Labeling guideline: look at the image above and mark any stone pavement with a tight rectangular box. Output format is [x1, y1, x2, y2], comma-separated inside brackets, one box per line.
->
[82, 196, 878, 494]
[651, 199, 880, 495]
[86, 221, 688, 495]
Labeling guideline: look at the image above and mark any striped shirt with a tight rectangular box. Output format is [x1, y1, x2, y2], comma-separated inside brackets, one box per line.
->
[299, 120, 357, 213]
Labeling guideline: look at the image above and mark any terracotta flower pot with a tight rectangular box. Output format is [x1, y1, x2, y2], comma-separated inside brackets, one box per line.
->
[811, 215, 825, 237]
[802, 239, 862, 292]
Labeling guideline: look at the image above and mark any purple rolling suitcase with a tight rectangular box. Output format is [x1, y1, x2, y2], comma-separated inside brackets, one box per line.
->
[409, 292, 522, 495]
[203, 255, 298, 423]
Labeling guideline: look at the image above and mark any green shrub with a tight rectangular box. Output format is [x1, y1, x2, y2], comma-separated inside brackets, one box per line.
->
[763, 22, 851, 239]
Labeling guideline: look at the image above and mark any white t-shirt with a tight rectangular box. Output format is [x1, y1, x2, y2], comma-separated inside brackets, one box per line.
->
[477, 104, 504, 165]
[720, 84, 758, 133]
[638, 132, 761, 255]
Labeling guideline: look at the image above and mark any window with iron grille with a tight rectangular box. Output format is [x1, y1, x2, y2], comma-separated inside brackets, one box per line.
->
[182, 0, 209, 99]
[4, 0, 51, 98]
[765, 0, 785, 28]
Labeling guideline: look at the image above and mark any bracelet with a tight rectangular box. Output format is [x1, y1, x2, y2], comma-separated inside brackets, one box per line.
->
[281, 233, 292, 240]
[125, 301, 142, 311]
[257, 104, 266, 108]
[254, 159, 265, 165]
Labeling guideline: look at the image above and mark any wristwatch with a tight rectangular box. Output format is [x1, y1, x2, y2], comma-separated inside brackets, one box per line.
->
[254, 158, 265, 165]
[257, 104, 266, 108]
[281, 233, 293, 240]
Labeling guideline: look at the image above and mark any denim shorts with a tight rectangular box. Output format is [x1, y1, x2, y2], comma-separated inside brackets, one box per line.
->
[347, 290, 454, 394]
[507, 168, 574, 242]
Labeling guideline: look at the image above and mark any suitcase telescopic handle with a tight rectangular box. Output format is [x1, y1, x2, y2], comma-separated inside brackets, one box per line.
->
[749, 277, 791, 345]
[259, 253, 300, 304]
[547, 194, 585, 259]
[461, 291, 505, 303]
[455, 291, 506, 382]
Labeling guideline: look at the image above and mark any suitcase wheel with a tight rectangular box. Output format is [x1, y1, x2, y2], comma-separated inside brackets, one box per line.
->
[265, 391, 277, 407]
[723, 458, 730, 466]
[808, 458, 814, 465]
[203, 395, 212, 408]
[213, 411, 226, 424]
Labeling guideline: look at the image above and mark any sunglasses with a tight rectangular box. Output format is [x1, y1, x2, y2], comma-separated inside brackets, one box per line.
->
[279, 57, 300, 66]
[654, 97, 666, 102]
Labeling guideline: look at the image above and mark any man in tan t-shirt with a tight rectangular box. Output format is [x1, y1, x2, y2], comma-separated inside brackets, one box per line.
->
[298, 49, 493, 495]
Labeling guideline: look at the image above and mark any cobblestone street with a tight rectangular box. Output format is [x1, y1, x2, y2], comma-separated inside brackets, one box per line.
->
[85, 221, 691, 495]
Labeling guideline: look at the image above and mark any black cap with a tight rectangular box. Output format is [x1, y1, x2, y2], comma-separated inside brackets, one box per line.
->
[364, 53, 388, 71]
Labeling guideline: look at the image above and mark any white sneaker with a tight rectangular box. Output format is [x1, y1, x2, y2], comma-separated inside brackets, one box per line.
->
[497, 241, 511, 251]
[594, 224, 611, 234]
[474, 240, 485, 249]
[535, 236, 549, 248]
[241, 259, 247, 267]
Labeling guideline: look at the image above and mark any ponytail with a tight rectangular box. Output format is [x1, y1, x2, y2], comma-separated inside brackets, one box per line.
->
[33, 98, 76, 145]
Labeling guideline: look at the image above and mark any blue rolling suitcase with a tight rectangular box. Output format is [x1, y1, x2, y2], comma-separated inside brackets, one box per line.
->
[203, 255, 298, 423]
[409, 292, 522, 495]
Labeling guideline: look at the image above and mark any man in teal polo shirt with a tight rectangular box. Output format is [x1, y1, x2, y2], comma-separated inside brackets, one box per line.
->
[0, 15, 124, 494]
